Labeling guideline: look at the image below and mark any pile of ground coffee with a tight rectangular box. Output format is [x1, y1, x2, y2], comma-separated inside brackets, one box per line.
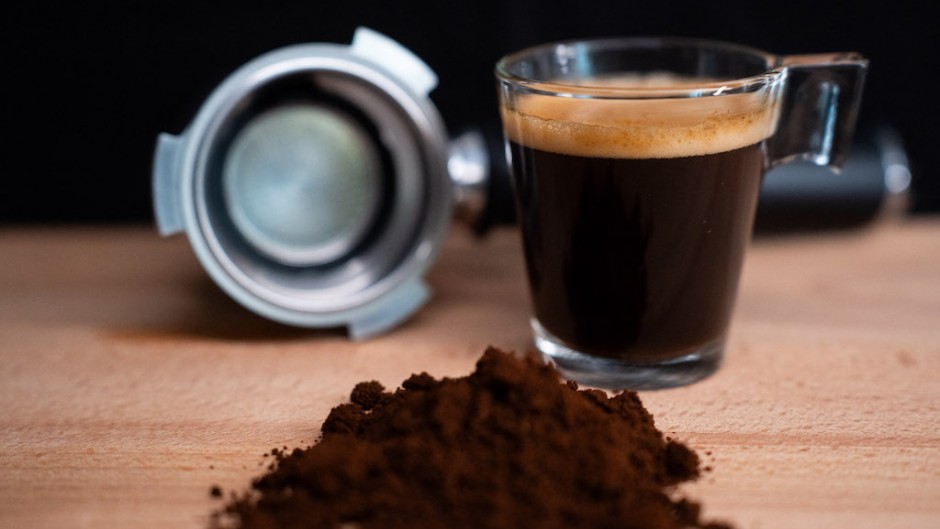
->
[211, 347, 729, 529]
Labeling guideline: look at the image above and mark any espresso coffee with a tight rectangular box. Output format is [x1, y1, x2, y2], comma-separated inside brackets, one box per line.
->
[502, 85, 778, 362]
[510, 140, 763, 360]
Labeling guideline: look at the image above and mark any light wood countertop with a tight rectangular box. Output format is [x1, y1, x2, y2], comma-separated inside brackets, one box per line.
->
[1, 219, 938, 528]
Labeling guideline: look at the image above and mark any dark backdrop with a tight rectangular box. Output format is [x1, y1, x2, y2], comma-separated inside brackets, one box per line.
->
[4, 0, 938, 223]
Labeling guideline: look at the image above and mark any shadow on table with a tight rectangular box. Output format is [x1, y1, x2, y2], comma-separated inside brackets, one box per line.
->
[108, 275, 346, 343]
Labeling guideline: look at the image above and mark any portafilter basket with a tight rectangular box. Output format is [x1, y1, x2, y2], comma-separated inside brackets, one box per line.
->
[153, 28, 491, 338]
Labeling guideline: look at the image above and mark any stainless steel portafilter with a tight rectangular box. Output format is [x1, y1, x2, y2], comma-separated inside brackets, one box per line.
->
[153, 28, 489, 338]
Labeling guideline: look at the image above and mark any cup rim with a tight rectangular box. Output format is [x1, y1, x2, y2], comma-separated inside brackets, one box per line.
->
[495, 36, 782, 99]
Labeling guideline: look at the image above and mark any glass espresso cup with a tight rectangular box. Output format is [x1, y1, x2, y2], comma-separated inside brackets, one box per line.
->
[496, 38, 866, 389]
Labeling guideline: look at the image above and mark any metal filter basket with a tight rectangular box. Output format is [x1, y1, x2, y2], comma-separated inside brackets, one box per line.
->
[153, 28, 488, 338]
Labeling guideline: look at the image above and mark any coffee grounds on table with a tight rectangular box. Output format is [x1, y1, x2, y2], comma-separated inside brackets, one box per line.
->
[210, 347, 730, 529]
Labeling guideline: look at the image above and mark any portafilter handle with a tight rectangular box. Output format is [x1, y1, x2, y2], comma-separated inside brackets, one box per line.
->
[448, 127, 516, 235]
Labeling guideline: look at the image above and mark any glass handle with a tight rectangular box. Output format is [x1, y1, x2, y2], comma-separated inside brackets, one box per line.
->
[768, 52, 868, 170]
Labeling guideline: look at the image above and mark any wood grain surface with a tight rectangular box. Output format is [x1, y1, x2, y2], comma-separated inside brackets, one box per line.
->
[1, 219, 939, 529]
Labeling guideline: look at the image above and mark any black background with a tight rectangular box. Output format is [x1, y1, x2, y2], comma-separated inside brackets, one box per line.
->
[4, 0, 939, 223]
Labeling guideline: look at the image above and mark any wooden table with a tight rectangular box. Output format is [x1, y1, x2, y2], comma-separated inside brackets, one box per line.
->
[2, 219, 939, 528]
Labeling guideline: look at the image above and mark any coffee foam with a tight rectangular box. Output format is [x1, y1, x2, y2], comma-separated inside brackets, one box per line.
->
[501, 80, 780, 159]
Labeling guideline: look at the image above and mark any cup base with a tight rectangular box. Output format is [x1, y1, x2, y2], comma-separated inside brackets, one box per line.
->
[532, 320, 723, 390]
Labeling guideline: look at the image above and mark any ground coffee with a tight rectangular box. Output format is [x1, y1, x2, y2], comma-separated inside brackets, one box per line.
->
[210, 347, 729, 529]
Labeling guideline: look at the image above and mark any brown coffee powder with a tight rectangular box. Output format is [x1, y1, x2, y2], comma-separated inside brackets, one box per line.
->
[210, 347, 730, 529]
